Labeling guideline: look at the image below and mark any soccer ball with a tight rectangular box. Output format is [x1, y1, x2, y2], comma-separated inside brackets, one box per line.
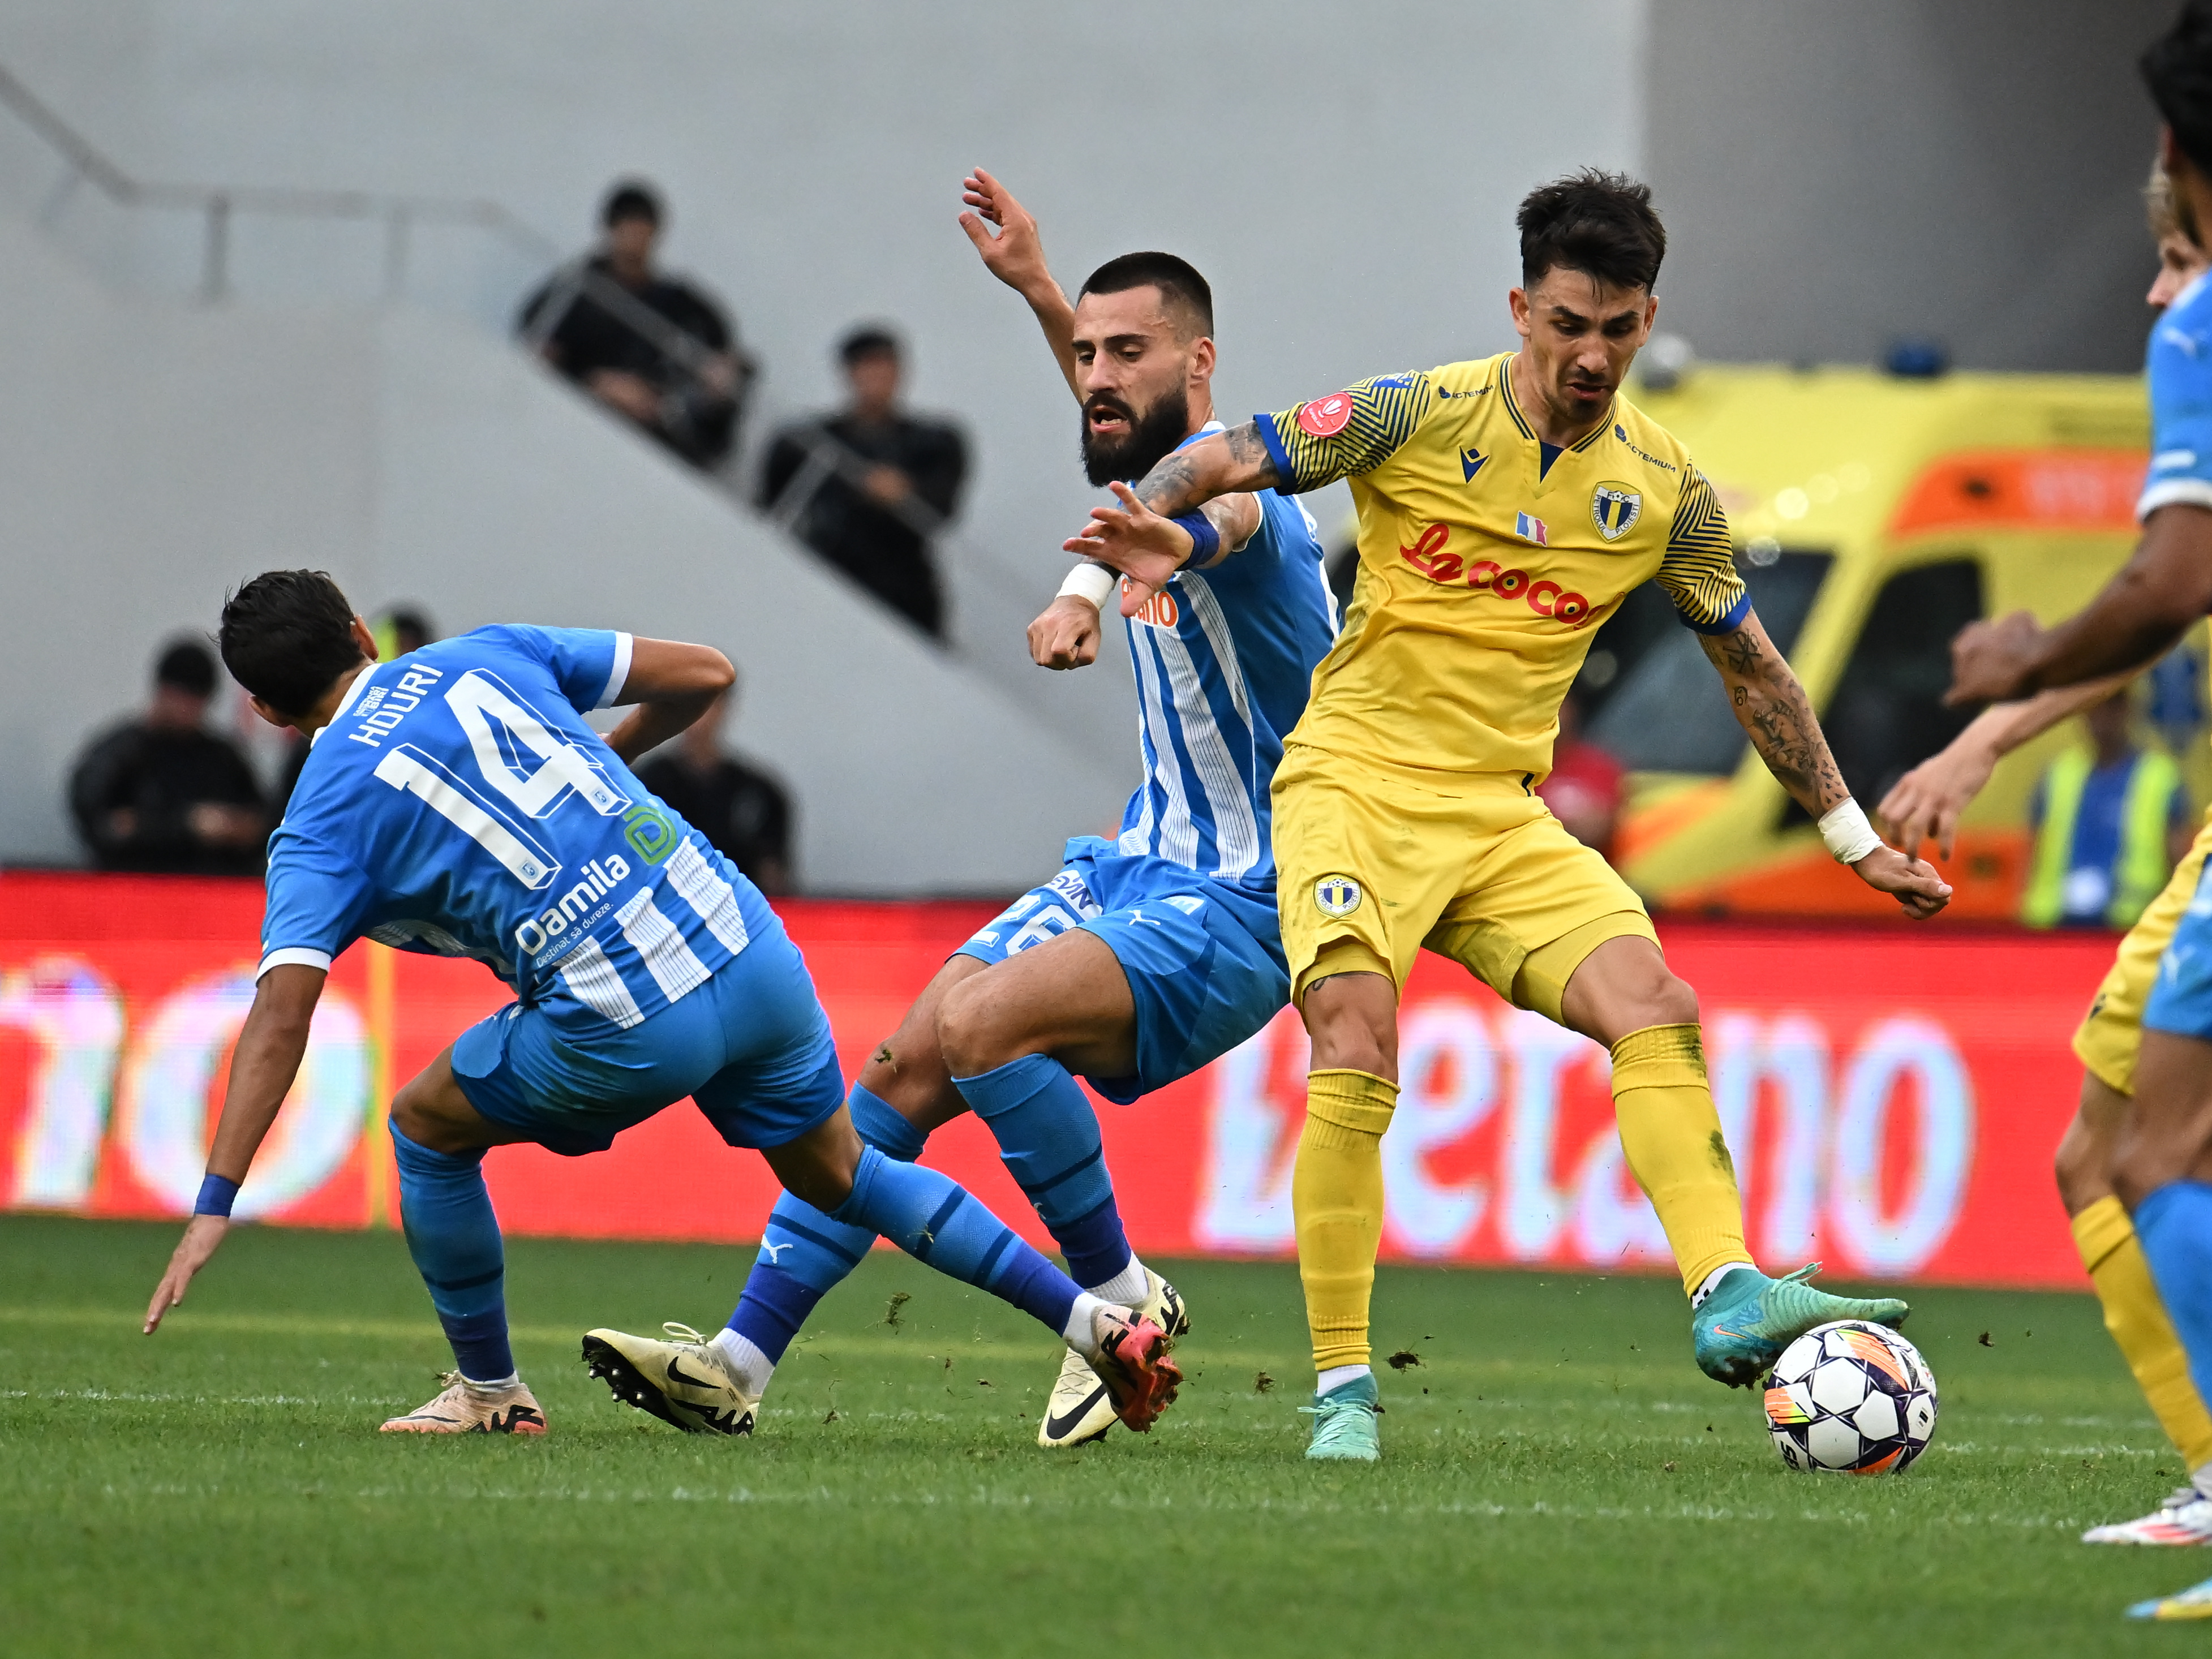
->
[1763, 1320, 1938, 1475]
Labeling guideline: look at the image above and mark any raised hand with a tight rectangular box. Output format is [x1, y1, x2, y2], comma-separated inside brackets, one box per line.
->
[144, 1213, 230, 1334]
[1848, 845, 1953, 921]
[1064, 483, 1196, 617]
[1029, 594, 1105, 669]
[958, 166, 1052, 298]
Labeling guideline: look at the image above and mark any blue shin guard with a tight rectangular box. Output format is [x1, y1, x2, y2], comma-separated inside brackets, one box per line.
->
[390, 1121, 513, 1382]
[832, 1144, 1080, 1334]
[727, 1084, 927, 1360]
[955, 1054, 1133, 1290]
[2134, 1181, 2212, 1405]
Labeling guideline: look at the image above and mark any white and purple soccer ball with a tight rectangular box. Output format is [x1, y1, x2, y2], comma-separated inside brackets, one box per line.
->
[1763, 1320, 1938, 1475]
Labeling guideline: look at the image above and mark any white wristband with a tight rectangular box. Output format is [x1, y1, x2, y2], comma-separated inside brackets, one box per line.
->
[1817, 800, 1884, 866]
[1056, 562, 1118, 608]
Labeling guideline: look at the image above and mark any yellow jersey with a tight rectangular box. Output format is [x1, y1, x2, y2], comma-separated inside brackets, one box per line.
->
[1254, 351, 1744, 784]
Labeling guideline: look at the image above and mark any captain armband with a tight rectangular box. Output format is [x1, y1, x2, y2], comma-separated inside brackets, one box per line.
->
[1817, 800, 1885, 866]
[1056, 562, 1118, 608]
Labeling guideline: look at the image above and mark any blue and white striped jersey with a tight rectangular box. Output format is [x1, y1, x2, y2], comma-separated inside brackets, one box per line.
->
[260, 624, 774, 1037]
[1114, 424, 1337, 891]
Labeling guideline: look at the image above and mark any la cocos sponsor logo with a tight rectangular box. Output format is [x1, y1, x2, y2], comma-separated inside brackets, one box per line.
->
[1399, 525, 1596, 628]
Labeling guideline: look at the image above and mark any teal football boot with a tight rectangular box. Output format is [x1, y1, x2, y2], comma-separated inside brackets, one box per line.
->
[1690, 1263, 1908, 1388]
[2128, 1573, 2212, 1621]
[1301, 1372, 1382, 1462]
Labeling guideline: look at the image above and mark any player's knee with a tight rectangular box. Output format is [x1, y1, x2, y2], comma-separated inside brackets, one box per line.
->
[1621, 967, 1699, 1034]
[2053, 1111, 2114, 1215]
[934, 980, 1021, 1078]
[1304, 994, 1398, 1078]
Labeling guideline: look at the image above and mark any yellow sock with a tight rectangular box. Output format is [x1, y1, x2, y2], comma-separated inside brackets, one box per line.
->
[1293, 1068, 1397, 1372]
[2074, 1194, 2212, 1469]
[1610, 1024, 1752, 1299]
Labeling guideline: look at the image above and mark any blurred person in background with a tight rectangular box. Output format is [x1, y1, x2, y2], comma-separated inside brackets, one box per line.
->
[69, 638, 267, 876]
[761, 325, 968, 641]
[1536, 687, 1625, 862]
[517, 180, 749, 470]
[635, 674, 793, 895]
[2021, 689, 2188, 931]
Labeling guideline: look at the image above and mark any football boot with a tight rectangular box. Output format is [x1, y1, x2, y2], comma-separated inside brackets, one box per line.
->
[1301, 1372, 1381, 1463]
[2129, 1573, 2212, 1620]
[1691, 1263, 1908, 1389]
[2085, 1486, 2212, 1546]
[1084, 1305, 1182, 1433]
[380, 1372, 547, 1436]
[1037, 1269, 1188, 1449]
[581, 1321, 759, 1435]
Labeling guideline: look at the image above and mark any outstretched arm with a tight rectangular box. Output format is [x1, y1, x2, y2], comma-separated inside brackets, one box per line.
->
[1877, 672, 2134, 859]
[1699, 611, 1952, 919]
[600, 638, 736, 764]
[144, 964, 324, 1333]
[1063, 426, 1283, 615]
[959, 168, 1081, 400]
[1949, 505, 2212, 703]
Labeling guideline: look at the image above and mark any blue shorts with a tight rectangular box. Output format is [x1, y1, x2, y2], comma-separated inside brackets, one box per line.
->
[956, 836, 1289, 1103]
[2145, 865, 2212, 1045]
[450, 919, 845, 1157]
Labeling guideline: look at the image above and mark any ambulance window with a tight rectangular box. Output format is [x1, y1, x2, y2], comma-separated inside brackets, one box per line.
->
[1809, 556, 1984, 818]
[1582, 549, 1832, 774]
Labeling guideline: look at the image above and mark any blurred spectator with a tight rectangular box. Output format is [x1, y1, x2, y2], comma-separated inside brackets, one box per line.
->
[762, 325, 968, 640]
[635, 677, 793, 895]
[376, 605, 435, 660]
[69, 639, 267, 876]
[2023, 691, 2190, 930]
[1538, 689, 1626, 863]
[517, 180, 750, 470]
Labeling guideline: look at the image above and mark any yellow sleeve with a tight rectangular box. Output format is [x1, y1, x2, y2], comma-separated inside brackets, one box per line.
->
[1654, 470, 1750, 634]
[1253, 371, 1440, 493]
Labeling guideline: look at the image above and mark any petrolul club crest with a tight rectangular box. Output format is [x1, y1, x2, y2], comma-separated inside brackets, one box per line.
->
[1591, 481, 1643, 541]
[1314, 874, 1363, 917]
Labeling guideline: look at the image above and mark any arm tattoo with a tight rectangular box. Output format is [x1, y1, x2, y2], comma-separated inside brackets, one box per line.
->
[1132, 421, 1281, 515]
[1700, 626, 1849, 814]
[1223, 420, 1285, 489]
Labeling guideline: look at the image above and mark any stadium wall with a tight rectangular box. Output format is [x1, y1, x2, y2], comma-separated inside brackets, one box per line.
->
[0, 209, 1126, 891]
[1, 873, 2105, 1292]
[0, 0, 1650, 737]
[1647, 0, 2174, 374]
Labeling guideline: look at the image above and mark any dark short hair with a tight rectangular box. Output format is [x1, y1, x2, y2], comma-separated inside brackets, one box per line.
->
[219, 570, 366, 718]
[154, 638, 217, 698]
[839, 324, 901, 366]
[601, 180, 663, 230]
[2147, 2, 2212, 176]
[1518, 170, 1666, 293]
[1079, 252, 1214, 339]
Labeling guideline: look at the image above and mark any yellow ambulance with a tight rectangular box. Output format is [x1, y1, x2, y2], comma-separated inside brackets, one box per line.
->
[1589, 363, 2192, 921]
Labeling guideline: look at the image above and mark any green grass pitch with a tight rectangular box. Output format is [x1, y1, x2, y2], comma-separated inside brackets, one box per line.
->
[0, 1213, 2201, 1656]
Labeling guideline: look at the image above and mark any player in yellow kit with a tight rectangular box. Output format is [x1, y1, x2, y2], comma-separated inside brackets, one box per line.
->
[1067, 171, 1953, 1461]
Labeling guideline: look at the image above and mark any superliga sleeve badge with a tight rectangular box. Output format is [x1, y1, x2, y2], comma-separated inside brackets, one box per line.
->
[1314, 874, 1363, 917]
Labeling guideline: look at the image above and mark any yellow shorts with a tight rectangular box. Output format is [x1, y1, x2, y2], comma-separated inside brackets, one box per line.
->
[1271, 744, 1657, 1020]
[2075, 810, 2212, 1094]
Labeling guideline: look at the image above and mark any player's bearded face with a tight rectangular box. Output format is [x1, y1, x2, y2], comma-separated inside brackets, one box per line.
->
[1081, 382, 1192, 486]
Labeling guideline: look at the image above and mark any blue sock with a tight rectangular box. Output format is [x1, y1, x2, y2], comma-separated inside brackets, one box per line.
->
[954, 1054, 1133, 1290]
[726, 1083, 929, 1359]
[2134, 1180, 2212, 1406]
[831, 1144, 1081, 1335]
[390, 1121, 513, 1382]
